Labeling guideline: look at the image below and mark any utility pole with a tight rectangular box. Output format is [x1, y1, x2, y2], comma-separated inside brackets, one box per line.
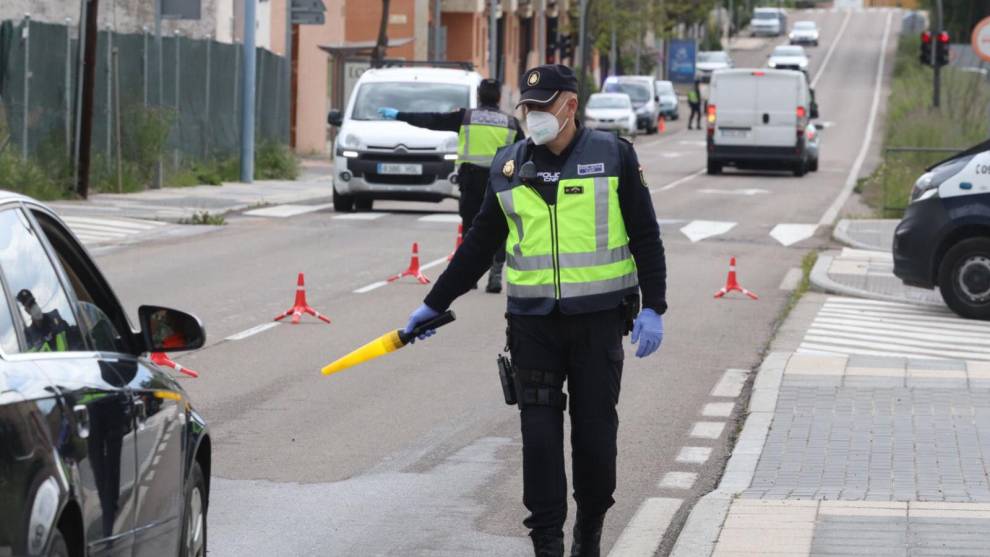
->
[432, 0, 442, 60]
[77, 0, 99, 199]
[285, 0, 294, 146]
[932, 0, 943, 108]
[241, 0, 257, 182]
[489, 0, 498, 78]
[577, 0, 590, 110]
[152, 0, 164, 188]
[609, 0, 617, 76]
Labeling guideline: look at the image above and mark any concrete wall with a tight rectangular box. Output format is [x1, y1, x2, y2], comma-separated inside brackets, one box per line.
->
[0, 0, 225, 40]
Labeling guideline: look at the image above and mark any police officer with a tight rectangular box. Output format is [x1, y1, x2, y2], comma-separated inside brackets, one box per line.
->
[16, 289, 72, 352]
[378, 79, 523, 293]
[403, 64, 667, 556]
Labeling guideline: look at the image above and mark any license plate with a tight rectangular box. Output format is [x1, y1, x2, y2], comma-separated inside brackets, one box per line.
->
[377, 163, 422, 175]
[721, 129, 749, 138]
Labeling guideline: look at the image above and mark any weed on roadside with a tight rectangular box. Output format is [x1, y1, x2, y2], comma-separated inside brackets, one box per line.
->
[178, 211, 226, 226]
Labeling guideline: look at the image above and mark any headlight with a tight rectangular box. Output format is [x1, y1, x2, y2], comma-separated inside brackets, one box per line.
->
[799, 61, 808, 68]
[910, 171, 937, 202]
[340, 133, 360, 149]
[441, 136, 459, 152]
[768, 61, 777, 68]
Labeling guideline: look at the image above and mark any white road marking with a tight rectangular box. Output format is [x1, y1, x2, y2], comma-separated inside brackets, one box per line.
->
[332, 213, 388, 220]
[352, 256, 449, 294]
[243, 203, 334, 218]
[679, 140, 707, 147]
[660, 152, 685, 158]
[690, 422, 727, 440]
[225, 322, 280, 341]
[779, 267, 804, 291]
[702, 402, 735, 418]
[417, 214, 461, 223]
[63, 215, 169, 245]
[769, 223, 818, 246]
[711, 368, 749, 398]
[697, 188, 769, 196]
[656, 218, 687, 226]
[679, 220, 737, 243]
[676, 447, 713, 464]
[608, 498, 683, 557]
[658, 472, 698, 490]
[810, 9, 852, 88]
[650, 168, 706, 193]
[819, 11, 893, 226]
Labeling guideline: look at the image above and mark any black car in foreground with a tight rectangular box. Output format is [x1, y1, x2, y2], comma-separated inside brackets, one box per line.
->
[0, 191, 210, 556]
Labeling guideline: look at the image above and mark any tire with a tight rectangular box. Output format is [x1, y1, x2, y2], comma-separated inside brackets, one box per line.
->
[180, 462, 208, 557]
[47, 529, 69, 557]
[809, 158, 819, 172]
[333, 187, 355, 213]
[707, 159, 722, 175]
[355, 198, 374, 212]
[937, 237, 990, 320]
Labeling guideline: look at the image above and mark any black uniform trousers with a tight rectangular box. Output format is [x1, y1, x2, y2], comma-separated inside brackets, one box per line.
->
[459, 164, 505, 265]
[508, 307, 626, 535]
[688, 102, 702, 129]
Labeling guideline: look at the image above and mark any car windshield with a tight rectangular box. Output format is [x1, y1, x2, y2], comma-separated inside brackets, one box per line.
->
[773, 46, 805, 57]
[351, 82, 471, 120]
[656, 82, 675, 95]
[603, 82, 650, 103]
[698, 52, 729, 63]
[794, 21, 816, 30]
[754, 11, 777, 20]
[588, 95, 631, 109]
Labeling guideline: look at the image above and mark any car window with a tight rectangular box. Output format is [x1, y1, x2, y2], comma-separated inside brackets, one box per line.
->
[588, 95, 631, 109]
[0, 208, 85, 353]
[773, 46, 805, 57]
[351, 82, 470, 120]
[0, 282, 19, 354]
[603, 82, 650, 103]
[795, 21, 816, 30]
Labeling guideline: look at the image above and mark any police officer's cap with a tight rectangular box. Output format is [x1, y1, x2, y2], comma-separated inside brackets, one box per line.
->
[517, 64, 579, 108]
[16, 289, 34, 305]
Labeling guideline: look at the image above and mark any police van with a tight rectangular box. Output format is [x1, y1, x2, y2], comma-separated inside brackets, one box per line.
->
[893, 140, 990, 320]
[326, 63, 482, 212]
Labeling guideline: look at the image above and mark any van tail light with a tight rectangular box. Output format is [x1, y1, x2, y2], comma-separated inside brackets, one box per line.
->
[707, 104, 717, 125]
[796, 106, 806, 119]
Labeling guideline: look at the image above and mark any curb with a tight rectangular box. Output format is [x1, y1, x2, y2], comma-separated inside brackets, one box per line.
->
[669, 352, 791, 557]
[832, 219, 888, 251]
[808, 254, 944, 308]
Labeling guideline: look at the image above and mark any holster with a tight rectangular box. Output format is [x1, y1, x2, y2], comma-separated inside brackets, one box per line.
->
[497, 353, 517, 405]
[621, 294, 641, 336]
[514, 367, 567, 410]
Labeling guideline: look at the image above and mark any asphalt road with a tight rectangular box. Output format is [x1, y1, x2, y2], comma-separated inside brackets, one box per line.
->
[92, 6, 898, 555]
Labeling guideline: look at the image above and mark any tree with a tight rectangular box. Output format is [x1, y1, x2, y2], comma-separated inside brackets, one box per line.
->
[371, 0, 392, 68]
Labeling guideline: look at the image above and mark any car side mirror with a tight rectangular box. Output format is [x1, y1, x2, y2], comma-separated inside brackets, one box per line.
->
[327, 109, 343, 127]
[139, 305, 205, 353]
[810, 102, 819, 119]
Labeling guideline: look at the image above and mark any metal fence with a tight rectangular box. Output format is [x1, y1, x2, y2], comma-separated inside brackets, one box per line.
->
[0, 17, 288, 182]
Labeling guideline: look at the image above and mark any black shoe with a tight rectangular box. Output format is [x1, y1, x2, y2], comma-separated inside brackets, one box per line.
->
[531, 531, 564, 557]
[485, 274, 502, 293]
[570, 512, 604, 557]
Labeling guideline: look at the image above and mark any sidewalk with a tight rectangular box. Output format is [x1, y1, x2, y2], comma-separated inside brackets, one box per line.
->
[49, 158, 333, 222]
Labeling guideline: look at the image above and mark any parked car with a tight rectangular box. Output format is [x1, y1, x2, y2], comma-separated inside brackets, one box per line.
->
[0, 191, 211, 557]
[584, 93, 638, 137]
[705, 68, 816, 176]
[602, 76, 661, 134]
[655, 80, 680, 120]
[893, 140, 990, 319]
[789, 20, 820, 46]
[327, 64, 482, 212]
[768, 45, 810, 72]
[750, 7, 785, 36]
[695, 51, 734, 82]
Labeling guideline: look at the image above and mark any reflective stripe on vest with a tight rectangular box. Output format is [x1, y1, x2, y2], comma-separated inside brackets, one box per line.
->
[457, 109, 515, 167]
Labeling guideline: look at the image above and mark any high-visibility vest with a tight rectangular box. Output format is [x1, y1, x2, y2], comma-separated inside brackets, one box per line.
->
[490, 129, 639, 315]
[687, 90, 699, 103]
[456, 108, 518, 168]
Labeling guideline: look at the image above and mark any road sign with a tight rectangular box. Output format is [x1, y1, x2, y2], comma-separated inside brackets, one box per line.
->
[292, 0, 326, 10]
[971, 16, 990, 62]
[161, 0, 201, 20]
[292, 10, 326, 25]
[667, 39, 696, 84]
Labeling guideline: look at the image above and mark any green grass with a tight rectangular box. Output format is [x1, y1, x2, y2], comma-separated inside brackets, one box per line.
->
[781, 250, 820, 320]
[859, 34, 990, 217]
[178, 211, 226, 226]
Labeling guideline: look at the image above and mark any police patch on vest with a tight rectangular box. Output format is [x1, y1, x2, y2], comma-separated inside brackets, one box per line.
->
[564, 186, 584, 195]
[502, 159, 515, 177]
[577, 162, 605, 176]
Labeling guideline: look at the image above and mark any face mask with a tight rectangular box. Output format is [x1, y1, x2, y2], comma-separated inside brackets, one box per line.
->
[526, 101, 570, 146]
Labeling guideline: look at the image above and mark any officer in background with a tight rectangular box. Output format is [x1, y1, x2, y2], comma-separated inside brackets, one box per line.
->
[379, 79, 523, 293]
[403, 64, 667, 556]
[16, 289, 73, 352]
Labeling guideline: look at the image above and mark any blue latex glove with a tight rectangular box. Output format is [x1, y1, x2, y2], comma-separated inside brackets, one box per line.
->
[378, 107, 399, 120]
[403, 304, 440, 343]
[631, 308, 664, 358]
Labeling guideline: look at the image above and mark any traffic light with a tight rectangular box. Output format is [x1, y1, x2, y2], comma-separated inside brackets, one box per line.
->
[935, 31, 950, 67]
[920, 31, 932, 66]
[560, 35, 573, 61]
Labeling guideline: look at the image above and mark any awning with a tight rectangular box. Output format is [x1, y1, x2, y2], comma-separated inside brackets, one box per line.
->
[318, 37, 415, 57]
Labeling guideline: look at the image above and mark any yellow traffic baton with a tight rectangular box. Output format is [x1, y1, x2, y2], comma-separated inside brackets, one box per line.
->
[321, 311, 456, 376]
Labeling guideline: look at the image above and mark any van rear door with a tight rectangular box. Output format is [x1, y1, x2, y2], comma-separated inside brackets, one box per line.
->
[712, 72, 758, 147]
[751, 71, 800, 148]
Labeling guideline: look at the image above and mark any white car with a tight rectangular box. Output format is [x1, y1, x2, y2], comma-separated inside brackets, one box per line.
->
[789, 20, 820, 46]
[602, 76, 662, 134]
[750, 7, 784, 36]
[696, 51, 734, 82]
[655, 80, 680, 120]
[326, 65, 481, 212]
[584, 93, 637, 137]
[768, 45, 809, 72]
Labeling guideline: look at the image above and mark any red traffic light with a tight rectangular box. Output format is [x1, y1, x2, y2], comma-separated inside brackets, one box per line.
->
[921, 31, 932, 43]
[937, 31, 950, 43]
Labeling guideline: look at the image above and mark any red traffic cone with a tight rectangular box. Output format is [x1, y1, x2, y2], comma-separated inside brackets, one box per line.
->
[448, 224, 463, 262]
[388, 242, 431, 285]
[274, 272, 332, 324]
[714, 257, 759, 300]
[150, 352, 200, 378]
[658, 115, 666, 133]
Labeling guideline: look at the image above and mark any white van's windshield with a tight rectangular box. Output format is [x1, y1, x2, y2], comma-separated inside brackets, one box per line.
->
[603, 81, 650, 103]
[351, 82, 471, 120]
[753, 10, 777, 20]
[587, 95, 631, 109]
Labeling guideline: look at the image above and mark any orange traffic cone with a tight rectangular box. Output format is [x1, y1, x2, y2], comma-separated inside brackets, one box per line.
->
[150, 352, 200, 378]
[388, 242, 431, 285]
[658, 115, 666, 133]
[448, 224, 463, 262]
[274, 272, 332, 324]
[714, 257, 759, 300]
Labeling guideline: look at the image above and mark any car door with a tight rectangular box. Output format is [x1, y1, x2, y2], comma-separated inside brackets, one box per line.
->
[0, 204, 137, 557]
[753, 72, 799, 148]
[712, 72, 759, 146]
[26, 207, 188, 556]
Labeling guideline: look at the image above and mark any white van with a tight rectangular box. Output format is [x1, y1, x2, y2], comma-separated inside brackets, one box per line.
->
[327, 65, 482, 212]
[706, 69, 816, 176]
[602, 76, 661, 134]
[750, 7, 784, 36]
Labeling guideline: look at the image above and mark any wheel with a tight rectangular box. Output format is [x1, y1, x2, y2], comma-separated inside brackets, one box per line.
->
[180, 462, 208, 557]
[47, 529, 69, 557]
[809, 158, 819, 172]
[793, 162, 807, 177]
[707, 159, 722, 175]
[333, 187, 355, 213]
[938, 237, 990, 320]
[355, 198, 374, 211]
